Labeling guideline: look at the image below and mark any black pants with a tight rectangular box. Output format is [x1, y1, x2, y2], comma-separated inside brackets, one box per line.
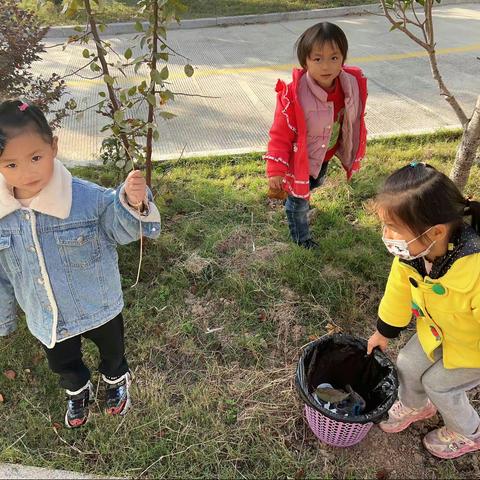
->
[43, 313, 129, 391]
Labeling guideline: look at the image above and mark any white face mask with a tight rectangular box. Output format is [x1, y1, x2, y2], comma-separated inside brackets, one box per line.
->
[382, 226, 436, 261]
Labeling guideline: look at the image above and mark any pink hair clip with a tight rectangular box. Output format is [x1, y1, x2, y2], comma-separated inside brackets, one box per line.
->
[18, 102, 29, 112]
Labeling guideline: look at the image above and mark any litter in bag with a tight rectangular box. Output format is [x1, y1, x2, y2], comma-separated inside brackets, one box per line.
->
[296, 333, 398, 424]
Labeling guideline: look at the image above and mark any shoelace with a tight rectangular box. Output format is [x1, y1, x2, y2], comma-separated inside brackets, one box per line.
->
[68, 395, 88, 415]
[107, 382, 126, 402]
[391, 401, 411, 416]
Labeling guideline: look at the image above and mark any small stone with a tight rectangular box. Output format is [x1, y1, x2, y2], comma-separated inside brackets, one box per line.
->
[414, 453, 423, 463]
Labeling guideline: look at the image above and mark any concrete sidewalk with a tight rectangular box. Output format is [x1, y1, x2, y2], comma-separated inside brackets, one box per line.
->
[36, 2, 480, 165]
[0, 463, 111, 479]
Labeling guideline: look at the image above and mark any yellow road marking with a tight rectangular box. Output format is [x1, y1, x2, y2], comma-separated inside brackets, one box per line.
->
[66, 43, 480, 87]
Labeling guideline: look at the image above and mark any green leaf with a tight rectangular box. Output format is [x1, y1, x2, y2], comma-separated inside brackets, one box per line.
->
[151, 69, 160, 83]
[135, 21, 144, 32]
[82, 48, 90, 59]
[152, 130, 160, 142]
[124, 48, 133, 60]
[66, 99, 77, 110]
[98, 91, 107, 97]
[104, 74, 115, 86]
[98, 23, 107, 33]
[113, 110, 124, 123]
[389, 22, 403, 32]
[184, 64, 194, 77]
[160, 90, 174, 103]
[158, 111, 176, 120]
[155, 53, 169, 61]
[74, 26, 84, 32]
[128, 86, 137, 96]
[160, 66, 169, 80]
[62, 0, 81, 18]
[146, 94, 156, 107]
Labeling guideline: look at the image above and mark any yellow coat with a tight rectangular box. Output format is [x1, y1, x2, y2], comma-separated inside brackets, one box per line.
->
[378, 254, 480, 369]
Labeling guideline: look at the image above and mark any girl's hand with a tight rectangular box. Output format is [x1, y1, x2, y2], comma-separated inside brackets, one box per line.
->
[268, 176, 284, 191]
[125, 169, 147, 208]
[367, 330, 389, 355]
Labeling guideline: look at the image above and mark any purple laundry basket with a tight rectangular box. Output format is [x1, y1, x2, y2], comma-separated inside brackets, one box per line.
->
[296, 334, 398, 448]
[304, 404, 373, 447]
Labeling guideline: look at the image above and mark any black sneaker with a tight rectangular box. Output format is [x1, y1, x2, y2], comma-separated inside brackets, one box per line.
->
[103, 372, 131, 416]
[65, 381, 94, 428]
[298, 238, 319, 249]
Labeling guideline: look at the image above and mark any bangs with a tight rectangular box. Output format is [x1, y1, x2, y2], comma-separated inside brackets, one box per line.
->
[375, 192, 428, 237]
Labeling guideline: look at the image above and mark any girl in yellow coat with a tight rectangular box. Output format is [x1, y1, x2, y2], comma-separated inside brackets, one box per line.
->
[367, 162, 480, 459]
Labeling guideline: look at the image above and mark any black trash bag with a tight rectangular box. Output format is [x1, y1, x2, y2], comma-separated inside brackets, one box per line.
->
[295, 333, 398, 424]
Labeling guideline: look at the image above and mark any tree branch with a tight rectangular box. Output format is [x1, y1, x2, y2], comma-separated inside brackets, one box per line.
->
[145, 0, 160, 186]
[379, 0, 429, 49]
[84, 0, 132, 162]
[380, 0, 468, 126]
[58, 59, 95, 80]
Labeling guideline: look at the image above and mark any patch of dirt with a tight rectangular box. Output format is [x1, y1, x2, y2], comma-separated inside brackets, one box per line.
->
[182, 252, 213, 275]
[229, 241, 289, 274]
[184, 290, 236, 331]
[267, 287, 306, 362]
[343, 422, 438, 479]
[215, 227, 253, 255]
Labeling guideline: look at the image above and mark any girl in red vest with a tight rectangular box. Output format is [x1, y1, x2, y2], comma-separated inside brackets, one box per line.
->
[264, 22, 367, 248]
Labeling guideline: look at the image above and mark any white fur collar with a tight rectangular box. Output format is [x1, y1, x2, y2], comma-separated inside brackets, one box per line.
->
[0, 159, 72, 220]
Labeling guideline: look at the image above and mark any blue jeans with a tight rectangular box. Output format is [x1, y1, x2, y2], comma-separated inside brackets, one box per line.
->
[285, 162, 329, 243]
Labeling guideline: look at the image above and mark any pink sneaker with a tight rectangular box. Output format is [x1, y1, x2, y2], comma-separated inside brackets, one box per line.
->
[379, 399, 437, 433]
[423, 426, 480, 459]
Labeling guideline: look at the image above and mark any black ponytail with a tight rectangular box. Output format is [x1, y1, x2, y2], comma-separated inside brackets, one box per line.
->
[376, 163, 480, 238]
[464, 198, 480, 235]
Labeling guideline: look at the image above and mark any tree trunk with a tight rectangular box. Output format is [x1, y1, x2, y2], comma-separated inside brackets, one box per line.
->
[450, 94, 480, 191]
[145, 0, 159, 188]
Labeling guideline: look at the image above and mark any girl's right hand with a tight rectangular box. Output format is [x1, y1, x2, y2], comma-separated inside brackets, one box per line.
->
[367, 330, 389, 355]
[268, 176, 284, 191]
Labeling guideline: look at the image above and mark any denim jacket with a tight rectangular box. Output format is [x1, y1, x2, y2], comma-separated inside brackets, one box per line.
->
[0, 160, 161, 348]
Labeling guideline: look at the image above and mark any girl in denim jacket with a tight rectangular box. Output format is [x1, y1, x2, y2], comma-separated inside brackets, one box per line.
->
[0, 100, 160, 428]
[264, 22, 367, 248]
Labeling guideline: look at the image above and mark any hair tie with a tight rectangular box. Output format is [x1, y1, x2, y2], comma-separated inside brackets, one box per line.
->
[18, 102, 29, 112]
[409, 161, 426, 168]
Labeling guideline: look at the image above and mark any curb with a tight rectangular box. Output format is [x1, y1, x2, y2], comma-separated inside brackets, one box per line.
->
[45, 0, 471, 38]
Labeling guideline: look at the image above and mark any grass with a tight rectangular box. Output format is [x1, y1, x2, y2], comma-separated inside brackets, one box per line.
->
[21, 0, 375, 26]
[1, 130, 480, 478]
